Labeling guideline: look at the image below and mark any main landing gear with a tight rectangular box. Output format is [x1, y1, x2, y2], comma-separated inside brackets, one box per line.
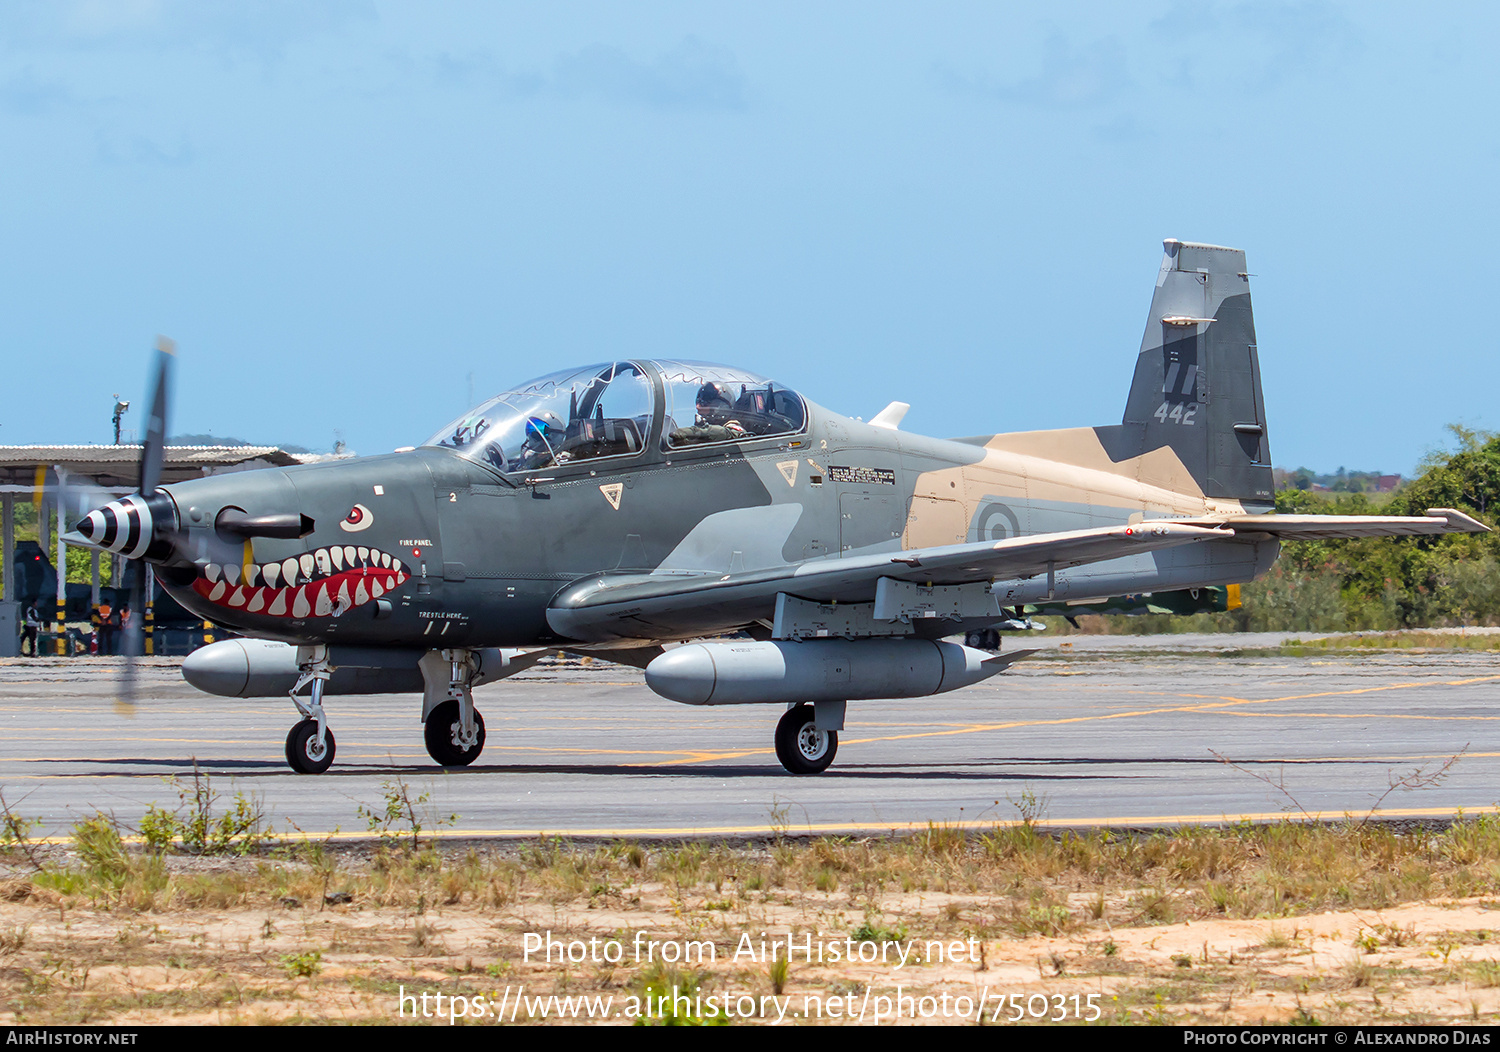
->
[425, 700, 486, 766]
[422, 649, 486, 767]
[774, 703, 838, 775]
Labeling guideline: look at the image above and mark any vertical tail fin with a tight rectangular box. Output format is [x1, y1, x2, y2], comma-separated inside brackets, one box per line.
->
[1115, 239, 1273, 507]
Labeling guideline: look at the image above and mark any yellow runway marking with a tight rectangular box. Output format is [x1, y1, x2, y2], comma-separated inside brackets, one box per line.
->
[1227, 711, 1500, 722]
[655, 675, 1500, 764]
[6, 674, 1496, 772]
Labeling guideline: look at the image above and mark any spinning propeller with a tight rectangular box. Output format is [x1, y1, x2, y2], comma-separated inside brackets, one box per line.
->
[66, 338, 176, 709]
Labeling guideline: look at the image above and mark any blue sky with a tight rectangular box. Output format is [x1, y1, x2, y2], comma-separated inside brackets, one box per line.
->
[3, 2, 1496, 475]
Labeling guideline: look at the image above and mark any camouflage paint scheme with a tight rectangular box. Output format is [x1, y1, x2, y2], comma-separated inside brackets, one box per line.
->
[134, 240, 1450, 651]
[67, 240, 1484, 774]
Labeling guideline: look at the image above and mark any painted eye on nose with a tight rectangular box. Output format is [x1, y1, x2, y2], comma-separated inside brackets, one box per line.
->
[340, 504, 373, 532]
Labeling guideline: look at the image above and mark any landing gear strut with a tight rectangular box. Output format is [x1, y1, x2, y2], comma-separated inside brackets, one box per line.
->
[774, 703, 838, 775]
[286, 646, 336, 774]
[422, 649, 486, 767]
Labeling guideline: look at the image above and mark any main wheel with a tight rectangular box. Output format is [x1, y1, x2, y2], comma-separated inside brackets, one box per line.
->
[285, 719, 336, 774]
[424, 700, 486, 766]
[774, 704, 838, 774]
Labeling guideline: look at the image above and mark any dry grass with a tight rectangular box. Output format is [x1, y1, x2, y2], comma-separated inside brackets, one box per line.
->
[1284, 631, 1500, 651]
[2, 817, 1500, 1024]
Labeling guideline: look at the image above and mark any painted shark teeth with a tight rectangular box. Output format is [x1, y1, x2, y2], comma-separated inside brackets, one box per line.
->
[193, 544, 412, 619]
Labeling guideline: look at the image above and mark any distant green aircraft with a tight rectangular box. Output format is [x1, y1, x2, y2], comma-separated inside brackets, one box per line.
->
[964, 585, 1239, 643]
[1033, 582, 1239, 619]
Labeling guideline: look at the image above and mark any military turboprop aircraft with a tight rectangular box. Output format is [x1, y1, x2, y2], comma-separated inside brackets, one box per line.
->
[68, 239, 1486, 775]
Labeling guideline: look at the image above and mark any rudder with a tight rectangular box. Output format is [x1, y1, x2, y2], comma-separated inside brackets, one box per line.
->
[1112, 239, 1273, 508]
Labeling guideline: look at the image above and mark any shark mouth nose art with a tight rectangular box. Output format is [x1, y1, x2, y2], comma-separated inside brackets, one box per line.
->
[191, 545, 409, 618]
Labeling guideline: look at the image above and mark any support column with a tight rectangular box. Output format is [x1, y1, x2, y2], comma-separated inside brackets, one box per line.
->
[144, 564, 155, 656]
[36, 491, 49, 557]
[0, 493, 16, 658]
[91, 550, 100, 605]
[2, 493, 12, 603]
[54, 466, 67, 655]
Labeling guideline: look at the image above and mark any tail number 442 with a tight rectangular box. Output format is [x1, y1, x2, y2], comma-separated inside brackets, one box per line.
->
[1154, 401, 1198, 425]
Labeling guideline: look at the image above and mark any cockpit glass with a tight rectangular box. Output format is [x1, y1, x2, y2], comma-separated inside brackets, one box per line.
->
[424, 362, 653, 473]
[656, 361, 806, 449]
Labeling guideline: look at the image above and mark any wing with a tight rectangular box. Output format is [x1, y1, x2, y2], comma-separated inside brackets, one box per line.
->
[1176, 507, 1488, 540]
[548, 522, 1234, 643]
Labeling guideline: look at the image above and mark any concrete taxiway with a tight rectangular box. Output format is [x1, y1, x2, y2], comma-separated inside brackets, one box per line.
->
[1, 634, 1496, 840]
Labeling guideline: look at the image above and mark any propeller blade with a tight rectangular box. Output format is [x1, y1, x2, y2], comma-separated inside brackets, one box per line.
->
[139, 337, 174, 497]
[114, 336, 174, 714]
[114, 563, 145, 715]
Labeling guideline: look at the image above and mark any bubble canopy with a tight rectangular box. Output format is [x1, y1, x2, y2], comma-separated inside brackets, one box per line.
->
[424, 361, 806, 473]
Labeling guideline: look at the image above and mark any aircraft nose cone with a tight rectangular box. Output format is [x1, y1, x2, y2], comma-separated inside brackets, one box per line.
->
[77, 509, 105, 542]
[74, 496, 159, 557]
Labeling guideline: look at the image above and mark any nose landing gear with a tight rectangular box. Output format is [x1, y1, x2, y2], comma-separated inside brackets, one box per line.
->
[285, 647, 335, 774]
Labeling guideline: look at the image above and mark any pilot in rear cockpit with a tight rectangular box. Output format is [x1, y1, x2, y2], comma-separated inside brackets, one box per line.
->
[668, 382, 747, 445]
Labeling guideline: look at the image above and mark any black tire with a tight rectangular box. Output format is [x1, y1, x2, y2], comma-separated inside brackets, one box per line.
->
[285, 719, 336, 774]
[774, 703, 838, 774]
[424, 700, 486, 766]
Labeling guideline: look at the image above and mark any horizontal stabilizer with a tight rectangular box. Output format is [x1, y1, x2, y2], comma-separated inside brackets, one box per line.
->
[1174, 507, 1487, 540]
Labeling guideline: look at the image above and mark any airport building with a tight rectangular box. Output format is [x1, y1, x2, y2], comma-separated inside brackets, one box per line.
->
[0, 445, 314, 656]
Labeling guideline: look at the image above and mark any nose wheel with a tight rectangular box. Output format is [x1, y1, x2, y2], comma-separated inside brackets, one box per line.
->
[424, 699, 486, 766]
[286, 719, 336, 774]
[774, 703, 838, 774]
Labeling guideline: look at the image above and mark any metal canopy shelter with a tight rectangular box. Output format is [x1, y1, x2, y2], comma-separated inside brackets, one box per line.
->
[0, 445, 307, 656]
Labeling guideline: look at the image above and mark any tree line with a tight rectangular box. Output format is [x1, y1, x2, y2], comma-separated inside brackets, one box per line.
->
[1070, 430, 1500, 635]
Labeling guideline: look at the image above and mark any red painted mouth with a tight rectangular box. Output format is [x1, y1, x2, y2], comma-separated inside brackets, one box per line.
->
[190, 544, 410, 619]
